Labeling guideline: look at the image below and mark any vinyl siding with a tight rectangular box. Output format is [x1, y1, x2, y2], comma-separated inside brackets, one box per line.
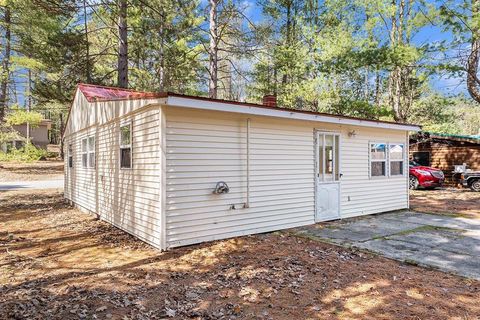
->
[165, 109, 314, 248]
[64, 93, 164, 249]
[64, 127, 97, 213]
[96, 107, 162, 248]
[64, 90, 95, 136]
[339, 127, 408, 218]
[165, 107, 409, 248]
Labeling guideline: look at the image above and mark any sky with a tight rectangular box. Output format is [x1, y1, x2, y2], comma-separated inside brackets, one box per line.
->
[240, 0, 468, 96]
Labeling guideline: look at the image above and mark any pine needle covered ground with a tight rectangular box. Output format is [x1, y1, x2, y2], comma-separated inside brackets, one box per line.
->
[1, 189, 479, 320]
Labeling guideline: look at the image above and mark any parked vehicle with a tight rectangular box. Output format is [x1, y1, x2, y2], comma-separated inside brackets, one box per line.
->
[409, 161, 445, 190]
[460, 172, 480, 192]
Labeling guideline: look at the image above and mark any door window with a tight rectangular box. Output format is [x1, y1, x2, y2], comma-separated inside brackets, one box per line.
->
[317, 132, 340, 182]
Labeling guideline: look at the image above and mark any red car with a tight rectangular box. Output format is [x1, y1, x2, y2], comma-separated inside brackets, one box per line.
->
[409, 161, 445, 190]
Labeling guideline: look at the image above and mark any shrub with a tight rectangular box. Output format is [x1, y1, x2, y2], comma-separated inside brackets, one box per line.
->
[0, 143, 49, 162]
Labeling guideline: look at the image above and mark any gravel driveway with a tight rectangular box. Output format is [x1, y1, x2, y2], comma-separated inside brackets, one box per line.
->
[299, 211, 480, 280]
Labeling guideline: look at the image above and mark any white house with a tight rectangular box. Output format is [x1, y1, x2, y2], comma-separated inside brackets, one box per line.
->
[63, 84, 421, 250]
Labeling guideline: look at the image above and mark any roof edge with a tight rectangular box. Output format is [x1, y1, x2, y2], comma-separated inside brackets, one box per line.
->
[166, 94, 421, 131]
[69, 83, 421, 132]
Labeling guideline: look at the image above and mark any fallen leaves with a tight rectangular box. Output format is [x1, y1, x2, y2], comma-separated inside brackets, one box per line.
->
[1, 190, 480, 319]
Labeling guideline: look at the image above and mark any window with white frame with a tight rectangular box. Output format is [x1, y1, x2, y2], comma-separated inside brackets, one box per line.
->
[68, 144, 73, 168]
[370, 143, 387, 177]
[88, 136, 95, 168]
[389, 144, 404, 176]
[120, 123, 132, 169]
[81, 138, 88, 168]
[369, 142, 405, 178]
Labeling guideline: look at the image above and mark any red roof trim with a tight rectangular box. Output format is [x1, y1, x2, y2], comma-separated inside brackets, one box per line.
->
[78, 83, 167, 102]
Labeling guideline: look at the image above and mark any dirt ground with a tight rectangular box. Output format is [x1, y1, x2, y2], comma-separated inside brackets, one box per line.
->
[410, 188, 480, 219]
[0, 161, 64, 182]
[1, 190, 479, 320]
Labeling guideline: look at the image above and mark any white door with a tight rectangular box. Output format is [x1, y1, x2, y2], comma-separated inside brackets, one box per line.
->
[315, 132, 341, 221]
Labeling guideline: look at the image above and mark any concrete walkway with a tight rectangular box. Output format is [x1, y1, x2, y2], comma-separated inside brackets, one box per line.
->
[298, 211, 480, 280]
[0, 178, 64, 191]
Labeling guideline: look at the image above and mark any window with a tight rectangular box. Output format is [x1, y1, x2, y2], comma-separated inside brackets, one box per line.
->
[390, 144, 404, 176]
[81, 136, 95, 168]
[88, 136, 95, 168]
[120, 123, 132, 168]
[369, 142, 406, 178]
[68, 144, 73, 168]
[81, 138, 88, 168]
[370, 143, 387, 177]
[317, 132, 340, 182]
[412, 151, 430, 167]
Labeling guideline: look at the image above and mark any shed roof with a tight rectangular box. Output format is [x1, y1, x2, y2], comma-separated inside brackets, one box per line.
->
[75, 83, 421, 131]
[411, 131, 480, 144]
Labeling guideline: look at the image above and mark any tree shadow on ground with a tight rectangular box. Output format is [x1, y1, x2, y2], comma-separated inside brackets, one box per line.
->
[410, 189, 480, 219]
[1, 191, 479, 320]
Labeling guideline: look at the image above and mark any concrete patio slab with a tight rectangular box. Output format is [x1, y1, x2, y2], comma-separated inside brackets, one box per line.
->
[298, 211, 480, 280]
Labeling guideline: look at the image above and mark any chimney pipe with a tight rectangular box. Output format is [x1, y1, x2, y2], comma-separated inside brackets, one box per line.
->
[262, 94, 277, 107]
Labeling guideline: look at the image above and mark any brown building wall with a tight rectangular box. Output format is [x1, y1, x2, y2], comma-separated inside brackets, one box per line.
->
[410, 141, 480, 183]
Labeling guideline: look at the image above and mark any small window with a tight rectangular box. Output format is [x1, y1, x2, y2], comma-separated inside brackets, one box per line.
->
[370, 143, 386, 177]
[81, 138, 88, 168]
[88, 136, 95, 168]
[412, 151, 430, 167]
[68, 144, 73, 168]
[120, 123, 132, 169]
[390, 144, 404, 176]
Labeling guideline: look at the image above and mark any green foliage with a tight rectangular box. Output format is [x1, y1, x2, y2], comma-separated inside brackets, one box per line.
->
[0, 142, 48, 162]
[5, 107, 43, 127]
[408, 93, 480, 135]
[0, 121, 23, 144]
[325, 98, 393, 119]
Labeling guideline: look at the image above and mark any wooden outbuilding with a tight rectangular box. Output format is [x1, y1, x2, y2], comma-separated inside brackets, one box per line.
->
[410, 132, 480, 183]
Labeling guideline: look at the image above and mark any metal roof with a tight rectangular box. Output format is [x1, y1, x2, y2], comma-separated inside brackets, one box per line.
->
[78, 83, 165, 102]
[414, 131, 480, 144]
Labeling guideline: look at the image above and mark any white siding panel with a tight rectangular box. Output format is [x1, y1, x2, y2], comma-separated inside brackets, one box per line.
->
[63, 127, 97, 213]
[65, 99, 164, 249]
[165, 107, 409, 248]
[165, 108, 315, 248]
[96, 107, 162, 248]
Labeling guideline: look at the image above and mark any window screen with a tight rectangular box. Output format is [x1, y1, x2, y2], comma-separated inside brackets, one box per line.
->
[81, 138, 88, 168]
[68, 144, 73, 168]
[370, 143, 387, 177]
[390, 144, 404, 176]
[120, 124, 132, 169]
[88, 136, 95, 168]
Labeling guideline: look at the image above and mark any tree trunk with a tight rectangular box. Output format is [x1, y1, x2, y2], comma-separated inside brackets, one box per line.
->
[0, 6, 11, 121]
[27, 68, 32, 142]
[60, 113, 64, 159]
[83, 0, 92, 83]
[117, 0, 128, 88]
[467, 0, 480, 103]
[374, 67, 381, 106]
[158, 17, 165, 91]
[388, 0, 402, 121]
[208, 0, 218, 98]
